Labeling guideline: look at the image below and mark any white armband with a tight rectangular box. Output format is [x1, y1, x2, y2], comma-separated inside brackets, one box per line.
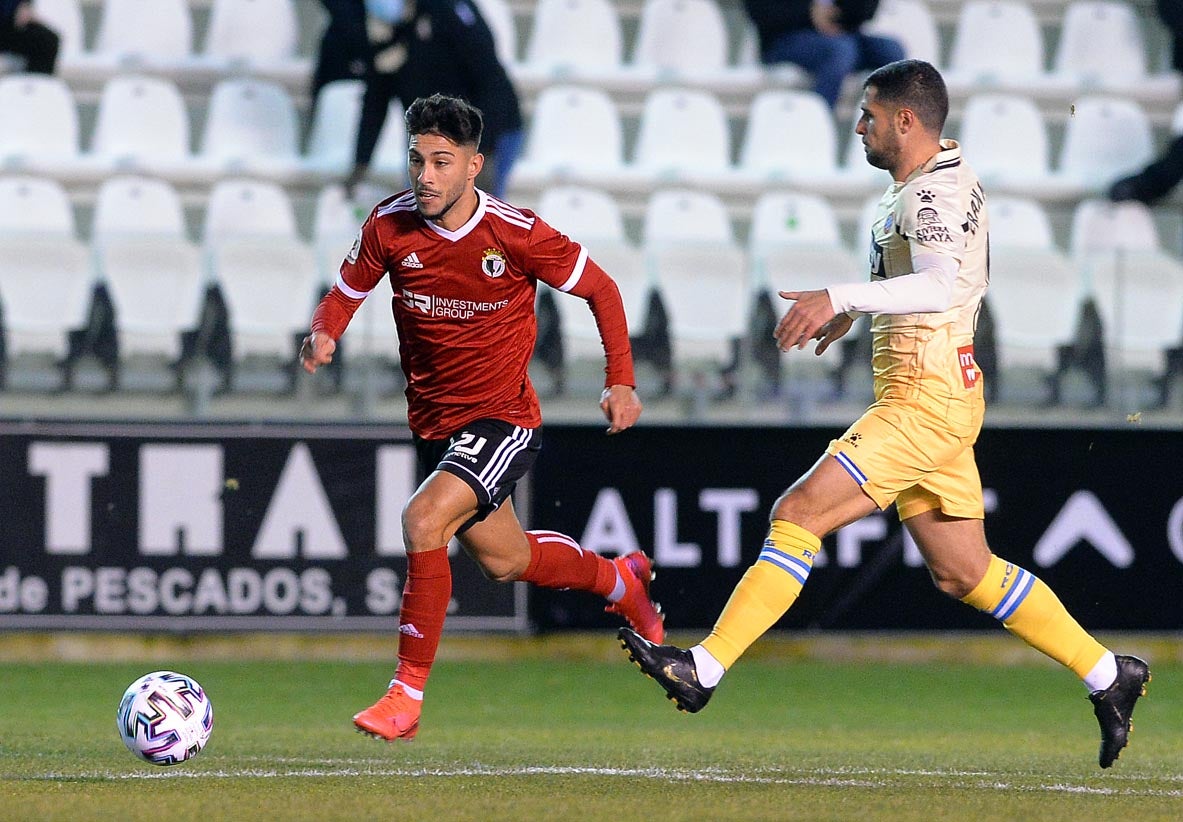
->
[826, 253, 959, 315]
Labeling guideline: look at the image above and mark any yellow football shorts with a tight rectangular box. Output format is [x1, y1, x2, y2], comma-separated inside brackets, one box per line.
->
[824, 389, 986, 521]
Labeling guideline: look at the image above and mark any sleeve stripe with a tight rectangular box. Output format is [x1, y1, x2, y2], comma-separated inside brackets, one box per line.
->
[556, 246, 589, 293]
[336, 273, 371, 300]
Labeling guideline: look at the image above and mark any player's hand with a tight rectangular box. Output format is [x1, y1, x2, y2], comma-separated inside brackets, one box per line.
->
[299, 331, 336, 374]
[813, 313, 854, 356]
[774, 289, 840, 352]
[599, 384, 642, 434]
[809, 1, 843, 34]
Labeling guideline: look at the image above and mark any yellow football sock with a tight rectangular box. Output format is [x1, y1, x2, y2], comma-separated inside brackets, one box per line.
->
[961, 554, 1108, 679]
[700, 520, 820, 669]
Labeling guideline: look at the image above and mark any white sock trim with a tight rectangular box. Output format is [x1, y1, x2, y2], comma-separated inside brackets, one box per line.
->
[606, 567, 626, 603]
[391, 679, 424, 701]
[690, 645, 726, 689]
[1082, 651, 1118, 693]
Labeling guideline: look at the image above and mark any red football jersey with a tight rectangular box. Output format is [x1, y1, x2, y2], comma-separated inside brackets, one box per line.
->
[311, 189, 635, 439]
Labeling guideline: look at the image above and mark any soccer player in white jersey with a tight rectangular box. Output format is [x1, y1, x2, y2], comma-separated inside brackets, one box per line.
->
[620, 59, 1150, 769]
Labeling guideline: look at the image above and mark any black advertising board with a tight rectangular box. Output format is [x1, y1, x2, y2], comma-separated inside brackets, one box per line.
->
[529, 425, 1183, 631]
[0, 421, 525, 631]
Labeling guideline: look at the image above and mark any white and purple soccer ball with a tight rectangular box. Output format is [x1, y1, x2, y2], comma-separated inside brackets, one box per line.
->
[117, 671, 213, 766]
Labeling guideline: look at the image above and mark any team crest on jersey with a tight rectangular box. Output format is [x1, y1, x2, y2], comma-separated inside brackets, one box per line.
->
[346, 229, 362, 264]
[481, 248, 507, 278]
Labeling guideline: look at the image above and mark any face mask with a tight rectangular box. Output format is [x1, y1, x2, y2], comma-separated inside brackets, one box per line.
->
[365, 0, 406, 23]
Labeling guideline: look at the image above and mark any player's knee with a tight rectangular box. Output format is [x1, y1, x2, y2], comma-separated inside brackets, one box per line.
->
[928, 566, 977, 600]
[401, 497, 448, 551]
[472, 553, 524, 584]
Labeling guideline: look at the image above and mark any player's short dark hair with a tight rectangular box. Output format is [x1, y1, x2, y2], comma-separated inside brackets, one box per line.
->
[864, 59, 948, 133]
[404, 94, 484, 148]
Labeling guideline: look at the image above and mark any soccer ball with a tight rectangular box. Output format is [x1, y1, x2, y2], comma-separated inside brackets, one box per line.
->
[116, 671, 214, 766]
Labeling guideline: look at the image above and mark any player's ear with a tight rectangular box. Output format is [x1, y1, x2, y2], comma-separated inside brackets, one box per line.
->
[895, 107, 916, 134]
[469, 151, 484, 183]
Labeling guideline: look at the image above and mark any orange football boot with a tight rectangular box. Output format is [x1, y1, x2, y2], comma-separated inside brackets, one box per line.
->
[353, 681, 422, 741]
[604, 551, 665, 644]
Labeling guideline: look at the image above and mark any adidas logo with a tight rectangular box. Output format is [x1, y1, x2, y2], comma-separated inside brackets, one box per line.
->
[401, 252, 424, 269]
[399, 622, 424, 639]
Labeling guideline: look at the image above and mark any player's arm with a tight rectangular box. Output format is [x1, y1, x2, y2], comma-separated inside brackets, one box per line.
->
[300, 213, 389, 374]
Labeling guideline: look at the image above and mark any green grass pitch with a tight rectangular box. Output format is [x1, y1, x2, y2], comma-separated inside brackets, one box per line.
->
[2, 634, 1180, 821]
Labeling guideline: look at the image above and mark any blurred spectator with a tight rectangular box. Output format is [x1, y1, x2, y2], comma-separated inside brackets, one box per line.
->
[744, 0, 904, 109]
[1108, 0, 1183, 204]
[346, 0, 523, 200]
[312, 0, 372, 101]
[0, 0, 60, 74]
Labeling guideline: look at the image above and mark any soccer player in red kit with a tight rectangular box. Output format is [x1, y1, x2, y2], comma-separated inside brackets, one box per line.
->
[300, 94, 664, 742]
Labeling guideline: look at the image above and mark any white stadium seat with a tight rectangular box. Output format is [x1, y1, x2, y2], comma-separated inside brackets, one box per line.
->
[200, 78, 300, 180]
[1069, 199, 1160, 256]
[0, 176, 93, 360]
[1054, 1, 1147, 86]
[202, 0, 299, 66]
[0, 75, 81, 176]
[514, 85, 625, 185]
[738, 91, 839, 184]
[631, 0, 729, 78]
[203, 178, 300, 244]
[93, 0, 193, 66]
[524, 0, 623, 76]
[957, 93, 1050, 187]
[537, 185, 627, 244]
[91, 179, 205, 364]
[987, 196, 1055, 249]
[32, 0, 85, 61]
[1058, 97, 1154, 189]
[632, 88, 731, 181]
[947, 0, 1043, 83]
[89, 75, 191, 175]
[92, 176, 187, 239]
[865, 0, 941, 66]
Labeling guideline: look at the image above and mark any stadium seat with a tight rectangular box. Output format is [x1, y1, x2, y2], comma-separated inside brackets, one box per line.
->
[202, 181, 320, 389]
[1053, 1, 1154, 90]
[987, 195, 1055, 249]
[304, 80, 366, 175]
[1087, 251, 1183, 372]
[631, 88, 731, 183]
[88, 75, 191, 178]
[201, 0, 300, 69]
[0, 176, 95, 373]
[864, 0, 940, 66]
[1057, 97, 1154, 190]
[199, 78, 300, 181]
[472, 0, 519, 67]
[92, 175, 187, 239]
[737, 90, 840, 185]
[0, 74, 83, 179]
[642, 190, 749, 394]
[988, 198, 1082, 370]
[92, 0, 194, 67]
[631, 0, 728, 77]
[312, 184, 369, 283]
[629, 0, 761, 95]
[534, 186, 649, 381]
[203, 178, 300, 244]
[340, 276, 400, 378]
[946, 0, 1044, 85]
[523, 0, 623, 78]
[513, 85, 626, 186]
[1068, 199, 1160, 256]
[748, 191, 862, 393]
[92, 178, 206, 370]
[957, 93, 1051, 188]
[32, 0, 84, 62]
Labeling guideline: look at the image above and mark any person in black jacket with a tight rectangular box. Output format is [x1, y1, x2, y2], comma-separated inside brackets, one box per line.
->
[346, 0, 523, 200]
[311, 0, 371, 101]
[0, 0, 59, 74]
[744, 0, 904, 109]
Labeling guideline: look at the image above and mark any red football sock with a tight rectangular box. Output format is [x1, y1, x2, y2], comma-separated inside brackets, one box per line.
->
[393, 546, 451, 692]
[520, 530, 617, 597]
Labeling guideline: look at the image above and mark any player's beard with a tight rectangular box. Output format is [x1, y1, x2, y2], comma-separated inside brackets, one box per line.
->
[416, 188, 461, 222]
[864, 131, 900, 171]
